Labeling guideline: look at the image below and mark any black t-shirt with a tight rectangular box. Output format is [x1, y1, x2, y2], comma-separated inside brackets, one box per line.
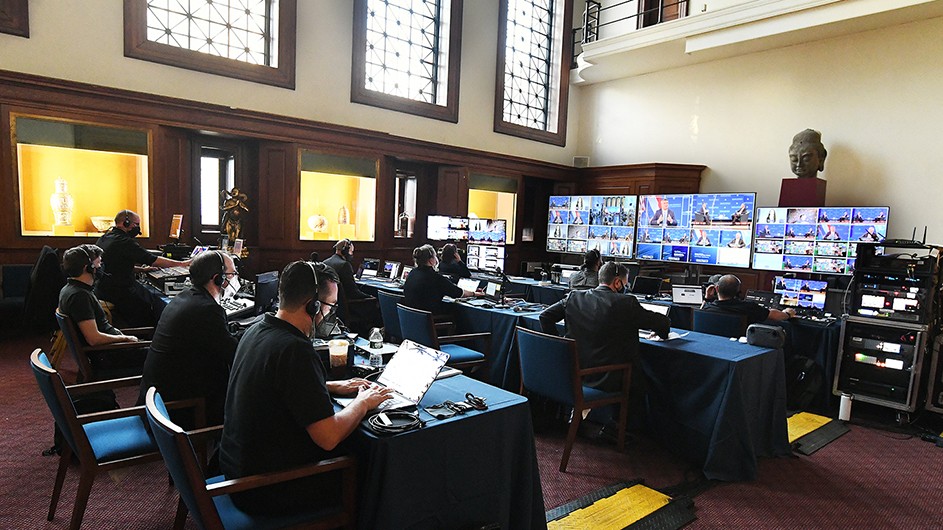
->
[324, 254, 367, 300]
[58, 279, 119, 342]
[402, 265, 463, 313]
[438, 259, 471, 280]
[703, 298, 771, 325]
[220, 314, 335, 513]
[137, 287, 237, 425]
[95, 228, 157, 292]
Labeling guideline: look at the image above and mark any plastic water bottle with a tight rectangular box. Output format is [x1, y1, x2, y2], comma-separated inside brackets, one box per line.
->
[369, 327, 383, 349]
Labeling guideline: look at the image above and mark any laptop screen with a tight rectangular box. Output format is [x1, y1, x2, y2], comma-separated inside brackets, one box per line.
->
[632, 276, 663, 296]
[400, 266, 413, 281]
[457, 278, 480, 292]
[360, 259, 380, 278]
[378, 340, 450, 404]
[484, 281, 503, 301]
[671, 285, 704, 305]
[382, 261, 401, 280]
[639, 302, 671, 315]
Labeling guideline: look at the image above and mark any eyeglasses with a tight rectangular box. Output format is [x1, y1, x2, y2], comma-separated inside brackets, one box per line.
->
[320, 300, 339, 318]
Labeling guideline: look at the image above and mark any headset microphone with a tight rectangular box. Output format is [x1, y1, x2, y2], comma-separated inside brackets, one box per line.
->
[304, 261, 322, 317]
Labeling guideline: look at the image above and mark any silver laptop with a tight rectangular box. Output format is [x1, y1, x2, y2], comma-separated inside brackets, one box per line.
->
[640, 302, 671, 315]
[457, 277, 481, 292]
[336, 340, 450, 411]
[672, 285, 704, 306]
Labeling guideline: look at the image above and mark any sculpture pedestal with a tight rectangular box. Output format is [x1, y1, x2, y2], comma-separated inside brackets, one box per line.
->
[52, 224, 75, 236]
[779, 178, 826, 207]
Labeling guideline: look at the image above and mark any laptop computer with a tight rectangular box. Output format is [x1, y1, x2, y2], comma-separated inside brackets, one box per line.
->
[671, 285, 704, 306]
[336, 340, 450, 411]
[397, 265, 414, 285]
[381, 261, 401, 280]
[632, 276, 663, 296]
[639, 302, 671, 316]
[358, 258, 381, 279]
[457, 277, 482, 292]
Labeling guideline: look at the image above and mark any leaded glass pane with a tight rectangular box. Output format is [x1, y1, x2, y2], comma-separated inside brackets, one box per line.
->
[503, 0, 554, 130]
[363, 0, 444, 104]
[145, 0, 279, 67]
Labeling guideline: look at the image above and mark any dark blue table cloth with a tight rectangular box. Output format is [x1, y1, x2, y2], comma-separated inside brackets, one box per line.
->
[519, 314, 789, 481]
[508, 277, 568, 305]
[342, 375, 546, 529]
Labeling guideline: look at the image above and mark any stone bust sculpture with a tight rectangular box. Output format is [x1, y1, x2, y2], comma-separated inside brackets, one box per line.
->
[788, 129, 827, 179]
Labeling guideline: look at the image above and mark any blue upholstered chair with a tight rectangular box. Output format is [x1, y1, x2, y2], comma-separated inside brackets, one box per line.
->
[515, 327, 631, 472]
[376, 290, 404, 344]
[144, 387, 357, 530]
[692, 309, 748, 338]
[396, 303, 488, 372]
[30, 348, 162, 530]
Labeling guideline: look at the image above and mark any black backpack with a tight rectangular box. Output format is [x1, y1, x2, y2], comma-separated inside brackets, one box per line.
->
[785, 355, 824, 412]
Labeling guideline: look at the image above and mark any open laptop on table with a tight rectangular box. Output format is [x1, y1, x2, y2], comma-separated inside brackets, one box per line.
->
[336, 340, 450, 411]
[463, 280, 504, 307]
[671, 285, 704, 306]
[457, 277, 482, 292]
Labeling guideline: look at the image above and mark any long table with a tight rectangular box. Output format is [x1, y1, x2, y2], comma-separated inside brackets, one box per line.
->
[342, 374, 546, 529]
[520, 315, 790, 481]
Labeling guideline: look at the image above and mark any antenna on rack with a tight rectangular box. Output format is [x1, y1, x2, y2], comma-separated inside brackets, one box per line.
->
[922, 226, 928, 245]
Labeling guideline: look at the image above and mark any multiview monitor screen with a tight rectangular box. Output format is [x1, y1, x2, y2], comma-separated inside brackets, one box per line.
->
[635, 193, 755, 268]
[773, 276, 828, 310]
[547, 195, 638, 258]
[467, 243, 505, 272]
[468, 218, 507, 245]
[752, 206, 889, 275]
[427, 215, 469, 241]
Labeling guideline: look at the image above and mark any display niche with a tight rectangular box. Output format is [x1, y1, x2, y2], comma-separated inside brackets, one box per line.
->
[299, 150, 377, 242]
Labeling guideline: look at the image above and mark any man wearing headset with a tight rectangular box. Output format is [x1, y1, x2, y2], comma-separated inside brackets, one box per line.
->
[403, 244, 479, 314]
[220, 261, 391, 515]
[324, 238, 378, 333]
[95, 209, 190, 327]
[702, 274, 795, 324]
[136, 250, 239, 427]
[568, 249, 602, 289]
[57, 244, 147, 376]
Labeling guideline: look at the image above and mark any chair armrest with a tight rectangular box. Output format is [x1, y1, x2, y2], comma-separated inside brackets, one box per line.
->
[186, 425, 224, 444]
[578, 362, 632, 377]
[78, 405, 148, 423]
[122, 327, 155, 339]
[206, 456, 356, 497]
[83, 341, 152, 353]
[164, 397, 206, 429]
[439, 332, 491, 344]
[67, 375, 143, 394]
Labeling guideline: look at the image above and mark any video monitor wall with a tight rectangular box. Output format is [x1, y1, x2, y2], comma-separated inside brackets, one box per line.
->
[773, 276, 829, 310]
[634, 193, 755, 268]
[752, 206, 889, 275]
[547, 195, 638, 258]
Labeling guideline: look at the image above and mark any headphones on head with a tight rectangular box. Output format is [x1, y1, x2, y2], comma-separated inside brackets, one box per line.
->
[304, 261, 322, 317]
[335, 239, 352, 258]
[212, 251, 227, 288]
[118, 210, 133, 228]
[79, 245, 95, 275]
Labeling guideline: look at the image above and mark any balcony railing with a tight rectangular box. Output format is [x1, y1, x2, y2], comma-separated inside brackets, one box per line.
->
[572, 0, 689, 63]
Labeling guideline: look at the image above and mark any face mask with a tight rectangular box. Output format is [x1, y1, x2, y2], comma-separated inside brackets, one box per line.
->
[313, 306, 340, 339]
[221, 276, 240, 300]
[128, 226, 142, 237]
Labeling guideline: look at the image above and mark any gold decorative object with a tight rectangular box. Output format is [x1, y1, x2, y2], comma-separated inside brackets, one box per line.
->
[220, 187, 249, 246]
[338, 205, 350, 225]
[50, 177, 74, 227]
[308, 214, 328, 233]
[90, 216, 114, 232]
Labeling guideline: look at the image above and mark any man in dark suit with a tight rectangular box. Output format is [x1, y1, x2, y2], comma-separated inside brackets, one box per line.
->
[648, 198, 677, 227]
[539, 262, 670, 392]
[702, 274, 794, 324]
[323, 239, 378, 333]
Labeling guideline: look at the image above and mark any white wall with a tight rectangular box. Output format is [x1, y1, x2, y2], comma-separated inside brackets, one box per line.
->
[0, 1, 578, 166]
[575, 16, 943, 240]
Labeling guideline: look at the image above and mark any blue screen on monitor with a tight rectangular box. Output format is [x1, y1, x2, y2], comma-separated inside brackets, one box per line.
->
[635, 192, 755, 268]
[547, 195, 638, 258]
[773, 276, 828, 310]
[753, 206, 889, 275]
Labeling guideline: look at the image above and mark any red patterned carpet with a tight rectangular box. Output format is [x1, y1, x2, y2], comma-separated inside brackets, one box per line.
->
[3, 329, 942, 529]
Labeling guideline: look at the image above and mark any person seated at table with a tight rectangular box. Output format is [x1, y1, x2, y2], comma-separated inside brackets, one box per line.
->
[403, 244, 479, 314]
[57, 244, 146, 373]
[437, 243, 472, 281]
[539, 262, 670, 392]
[95, 209, 190, 326]
[324, 238, 379, 333]
[702, 274, 795, 324]
[568, 249, 601, 289]
[136, 250, 239, 427]
[700, 274, 724, 309]
[220, 260, 392, 516]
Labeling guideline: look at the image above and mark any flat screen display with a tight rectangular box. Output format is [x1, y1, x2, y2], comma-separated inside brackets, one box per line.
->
[468, 218, 506, 245]
[427, 215, 469, 241]
[467, 243, 505, 272]
[752, 206, 889, 275]
[635, 193, 755, 268]
[547, 195, 637, 258]
[773, 276, 828, 310]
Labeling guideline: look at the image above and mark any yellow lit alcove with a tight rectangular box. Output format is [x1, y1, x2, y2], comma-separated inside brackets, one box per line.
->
[17, 144, 149, 237]
[468, 189, 516, 244]
[299, 171, 376, 241]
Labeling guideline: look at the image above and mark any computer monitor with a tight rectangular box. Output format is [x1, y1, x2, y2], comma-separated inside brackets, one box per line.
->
[400, 265, 414, 281]
[753, 206, 889, 275]
[381, 261, 401, 280]
[254, 271, 279, 315]
[359, 258, 380, 278]
[483, 281, 503, 302]
[189, 245, 209, 258]
[635, 192, 755, 268]
[547, 195, 638, 258]
[773, 276, 829, 310]
[468, 243, 505, 273]
[632, 276, 664, 296]
[427, 215, 469, 241]
[169, 214, 183, 239]
[468, 218, 507, 245]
